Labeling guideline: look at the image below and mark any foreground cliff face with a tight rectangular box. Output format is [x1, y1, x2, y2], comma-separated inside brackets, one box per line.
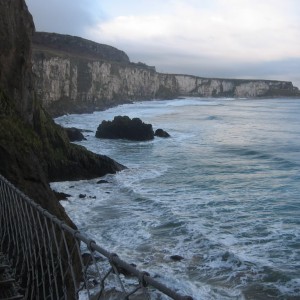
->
[0, 3, 126, 295]
[0, 1, 124, 217]
[32, 32, 300, 116]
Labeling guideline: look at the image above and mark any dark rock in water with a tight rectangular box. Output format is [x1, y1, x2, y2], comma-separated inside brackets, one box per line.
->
[54, 191, 71, 201]
[221, 251, 230, 261]
[170, 255, 184, 261]
[96, 115, 154, 141]
[155, 128, 170, 138]
[79, 194, 86, 199]
[97, 179, 109, 184]
[65, 127, 86, 141]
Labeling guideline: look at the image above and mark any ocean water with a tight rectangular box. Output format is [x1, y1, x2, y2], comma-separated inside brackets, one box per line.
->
[52, 97, 300, 299]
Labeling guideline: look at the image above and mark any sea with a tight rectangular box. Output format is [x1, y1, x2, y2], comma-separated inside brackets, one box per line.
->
[52, 97, 300, 300]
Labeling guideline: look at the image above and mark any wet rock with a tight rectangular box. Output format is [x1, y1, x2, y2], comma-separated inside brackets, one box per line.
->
[65, 127, 86, 141]
[54, 191, 71, 201]
[96, 115, 154, 141]
[97, 179, 109, 184]
[170, 255, 184, 261]
[221, 251, 230, 261]
[155, 129, 170, 138]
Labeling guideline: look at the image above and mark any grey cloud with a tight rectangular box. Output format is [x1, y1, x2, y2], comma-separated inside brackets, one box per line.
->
[127, 47, 300, 88]
[25, 0, 300, 88]
[26, 0, 105, 36]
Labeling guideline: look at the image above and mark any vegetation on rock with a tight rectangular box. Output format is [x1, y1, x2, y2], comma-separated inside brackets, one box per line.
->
[0, 0, 126, 296]
[33, 31, 130, 63]
[65, 127, 86, 142]
[0, 0, 124, 206]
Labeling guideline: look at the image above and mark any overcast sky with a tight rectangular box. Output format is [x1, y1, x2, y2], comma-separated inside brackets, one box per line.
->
[26, 0, 300, 88]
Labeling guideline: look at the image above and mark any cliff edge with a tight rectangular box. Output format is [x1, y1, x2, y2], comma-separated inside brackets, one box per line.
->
[33, 31, 130, 63]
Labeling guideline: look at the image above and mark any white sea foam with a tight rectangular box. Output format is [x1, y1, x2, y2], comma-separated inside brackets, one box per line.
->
[53, 97, 300, 299]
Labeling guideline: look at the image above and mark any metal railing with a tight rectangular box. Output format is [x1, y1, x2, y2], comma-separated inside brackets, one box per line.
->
[0, 174, 193, 299]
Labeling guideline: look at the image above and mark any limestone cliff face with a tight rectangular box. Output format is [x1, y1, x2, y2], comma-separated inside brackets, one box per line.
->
[32, 32, 300, 116]
[173, 75, 297, 98]
[32, 51, 160, 115]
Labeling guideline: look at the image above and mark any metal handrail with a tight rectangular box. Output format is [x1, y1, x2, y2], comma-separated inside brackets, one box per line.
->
[0, 174, 193, 299]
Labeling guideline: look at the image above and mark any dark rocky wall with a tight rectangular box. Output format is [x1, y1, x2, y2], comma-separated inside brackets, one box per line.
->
[0, 1, 126, 295]
[0, 0, 124, 223]
[0, 0, 35, 123]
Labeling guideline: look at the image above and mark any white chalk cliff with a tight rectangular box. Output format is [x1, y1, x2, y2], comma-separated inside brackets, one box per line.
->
[32, 32, 300, 116]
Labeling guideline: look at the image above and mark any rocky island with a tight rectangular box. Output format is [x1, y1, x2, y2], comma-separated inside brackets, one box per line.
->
[31, 32, 300, 117]
[96, 116, 155, 141]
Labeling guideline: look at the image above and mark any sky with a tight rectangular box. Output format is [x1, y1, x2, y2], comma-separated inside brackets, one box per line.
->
[26, 0, 300, 88]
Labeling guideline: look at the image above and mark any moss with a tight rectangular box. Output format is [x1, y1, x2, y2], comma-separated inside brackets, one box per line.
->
[0, 89, 16, 116]
[0, 116, 42, 155]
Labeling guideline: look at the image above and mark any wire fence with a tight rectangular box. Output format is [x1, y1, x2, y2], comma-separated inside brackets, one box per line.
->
[0, 174, 193, 300]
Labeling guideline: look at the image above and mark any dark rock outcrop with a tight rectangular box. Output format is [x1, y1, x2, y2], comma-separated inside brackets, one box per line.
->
[97, 179, 109, 184]
[65, 127, 86, 141]
[155, 129, 170, 138]
[0, 0, 125, 194]
[0, 0, 125, 296]
[170, 255, 184, 261]
[54, 191, 71, 201]
[96, 116, 154, 141]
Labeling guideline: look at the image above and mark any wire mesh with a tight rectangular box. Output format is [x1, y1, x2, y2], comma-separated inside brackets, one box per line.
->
[0, 174, 192, 300]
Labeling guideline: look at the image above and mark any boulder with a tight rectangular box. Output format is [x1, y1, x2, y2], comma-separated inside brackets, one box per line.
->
[54, 191, 71, 201]
[170, 255, 184, 261]
[65, 127, 86, 141]
[155, 128, 170, 138]
[97, 179, 109, 184]
[96, 116, 154, 141]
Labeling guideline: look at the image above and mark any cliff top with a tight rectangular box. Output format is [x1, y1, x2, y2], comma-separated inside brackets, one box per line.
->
[33, 31, 130, 63]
